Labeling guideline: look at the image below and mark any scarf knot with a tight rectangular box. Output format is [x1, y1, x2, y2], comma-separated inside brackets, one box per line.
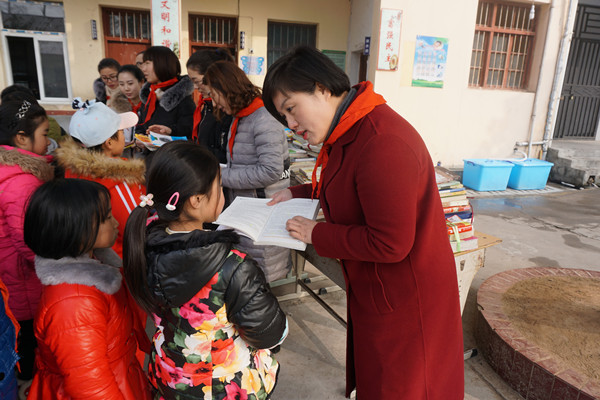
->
[142, 77, 179, 125]
[312, 81, 386, 198]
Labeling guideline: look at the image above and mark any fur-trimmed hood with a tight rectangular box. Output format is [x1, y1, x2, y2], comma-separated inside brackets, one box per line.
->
[35, 248, 122, 295]
[55, 138, 145, 185]
[93, 77, 107, 103]
[111, 91, 133, 114]
[140, 76, 194, 112]
[0, 145, 54, 183]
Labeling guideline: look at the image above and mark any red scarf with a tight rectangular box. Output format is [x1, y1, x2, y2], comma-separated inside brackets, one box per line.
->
[127, 98, 142, 114]
[142, 77, 179, 124]
[192, 98, 211, 142]
[228, 97, 264, 160]
[312, 81, 386, 198]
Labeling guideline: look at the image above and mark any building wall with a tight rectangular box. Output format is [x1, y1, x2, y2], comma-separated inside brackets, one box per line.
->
[0, 0, 349, 108]
[352, 0, 568, 167]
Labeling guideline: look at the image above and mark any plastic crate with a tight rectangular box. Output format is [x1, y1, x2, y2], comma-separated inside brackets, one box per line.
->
[462, 159, 514, 191]
[507, 158, 554, 190]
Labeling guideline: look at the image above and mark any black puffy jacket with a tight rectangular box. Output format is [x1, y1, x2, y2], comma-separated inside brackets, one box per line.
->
[145, 226, 286, 349]
[136, 76, 196, 139]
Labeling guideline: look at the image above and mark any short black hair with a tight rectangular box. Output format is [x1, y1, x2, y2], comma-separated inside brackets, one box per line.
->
[118, 64, 145, 82]
[0, 85, 38, 104]
[143, 46, 180, 82]
[24, 179, 111, 259]
[97, 58, 120, 73]
[186, 48, 235, 74]
[263, 45, 350, 125]
[0, 100, 47, 146]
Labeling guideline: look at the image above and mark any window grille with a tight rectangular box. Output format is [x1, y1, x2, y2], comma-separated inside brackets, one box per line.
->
[267, 22, 317, 68]
[189, 14, 237, 53]
[103, 8, 150, 40]
[469, 1, 537, 89]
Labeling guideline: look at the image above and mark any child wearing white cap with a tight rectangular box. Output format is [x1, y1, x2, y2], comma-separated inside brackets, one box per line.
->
[55, 99, 146, 259]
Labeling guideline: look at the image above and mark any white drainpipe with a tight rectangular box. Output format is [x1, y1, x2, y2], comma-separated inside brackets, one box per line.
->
[541, 0, 579, 159]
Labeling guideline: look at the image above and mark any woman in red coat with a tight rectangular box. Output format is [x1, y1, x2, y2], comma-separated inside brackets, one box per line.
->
[263, 46, 464, 399]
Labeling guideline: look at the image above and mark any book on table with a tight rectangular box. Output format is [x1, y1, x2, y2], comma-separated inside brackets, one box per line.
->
[450, 236, 479, 253]
[215, 197, 320, 251]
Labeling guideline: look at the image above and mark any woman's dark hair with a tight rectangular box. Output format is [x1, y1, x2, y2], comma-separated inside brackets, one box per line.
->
[124, 141, 220, 313]
[143, 46, 180, 82]
[24, 179, 111, 259]
[263, 45, 351, 126]
[0, 100, 47, 146]
[203, 61, 261, 118]
[0, 85, 38, 104]
[186, 48, 235, 74]
[118, 64, 145, 82]
[97, 57, 120, 72]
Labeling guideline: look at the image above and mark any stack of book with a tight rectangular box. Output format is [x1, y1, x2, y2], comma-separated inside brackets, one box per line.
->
[436, 168, 478, 253]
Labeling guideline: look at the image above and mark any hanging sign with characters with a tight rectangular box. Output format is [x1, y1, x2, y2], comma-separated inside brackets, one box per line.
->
[377, 8, 402, 71]
[412, 36, 449, 88]
[152, 0, 181, 56]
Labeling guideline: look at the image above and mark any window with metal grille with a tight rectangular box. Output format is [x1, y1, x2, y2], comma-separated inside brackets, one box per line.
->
[189, 15, 237, 54]
[469, 1, 537, 89]
[102, 8, 150, 41]
[267, 22, 317, 68]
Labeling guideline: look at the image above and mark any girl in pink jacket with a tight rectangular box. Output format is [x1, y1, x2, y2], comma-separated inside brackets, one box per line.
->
[0, 99, 52, 382]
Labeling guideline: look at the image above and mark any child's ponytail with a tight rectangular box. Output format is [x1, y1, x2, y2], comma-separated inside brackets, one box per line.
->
[123, 203, 155, 313]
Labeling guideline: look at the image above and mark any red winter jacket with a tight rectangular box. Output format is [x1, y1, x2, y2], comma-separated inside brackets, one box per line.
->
[56, 139, 145, 258]
[29, 248, 151, 400]
[0, 146, 53, 321]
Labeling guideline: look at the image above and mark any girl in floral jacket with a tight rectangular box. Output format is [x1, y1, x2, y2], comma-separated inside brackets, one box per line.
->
[123, 141, 287, 399]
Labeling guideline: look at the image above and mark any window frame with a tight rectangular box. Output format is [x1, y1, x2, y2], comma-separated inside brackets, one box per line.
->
[469, 0, 538, 90]
[1, 29, 72, 103]
[267, 21, 317, 68]
[188, 14, 237, 56]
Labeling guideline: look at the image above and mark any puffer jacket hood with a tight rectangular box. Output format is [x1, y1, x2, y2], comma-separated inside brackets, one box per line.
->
[55, 138, 145, 186]
[146, 226, 240, 308]
[140, 75, 194, 112]
[0, 146, 54, 183]
[35, 248, 122, 295]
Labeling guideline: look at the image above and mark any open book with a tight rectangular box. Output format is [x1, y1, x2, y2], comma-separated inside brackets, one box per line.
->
[215, 197, 320, 251]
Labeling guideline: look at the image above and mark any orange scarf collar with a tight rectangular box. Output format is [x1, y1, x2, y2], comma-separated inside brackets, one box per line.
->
[312, 81, 386, 197]
[142, 77, 179, 124]
[228, 97, 264, 160]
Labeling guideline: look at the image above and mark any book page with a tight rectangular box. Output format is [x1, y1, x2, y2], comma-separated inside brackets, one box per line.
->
[256, 199, 320, 251]
[215, 198, 274, 240]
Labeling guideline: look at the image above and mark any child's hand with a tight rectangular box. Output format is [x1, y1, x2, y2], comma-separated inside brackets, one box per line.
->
[267, 189, 292, 206]
[147, 124, 172, 135]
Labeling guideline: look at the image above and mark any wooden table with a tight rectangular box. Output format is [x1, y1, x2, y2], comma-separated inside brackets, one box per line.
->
[280, 231, 502, 327]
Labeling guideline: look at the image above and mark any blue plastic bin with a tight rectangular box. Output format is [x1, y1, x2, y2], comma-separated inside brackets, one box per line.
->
[463, 159, 514, 191]
[507, 158, 554, 190]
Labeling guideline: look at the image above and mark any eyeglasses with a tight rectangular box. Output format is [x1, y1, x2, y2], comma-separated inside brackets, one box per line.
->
[101, 75, 118, 82]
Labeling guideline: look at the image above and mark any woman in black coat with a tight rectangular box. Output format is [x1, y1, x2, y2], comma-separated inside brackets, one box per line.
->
[136, 46, 196, 139]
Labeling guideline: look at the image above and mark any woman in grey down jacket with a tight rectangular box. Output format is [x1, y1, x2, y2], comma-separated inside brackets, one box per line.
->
[203, 61, 291, 282]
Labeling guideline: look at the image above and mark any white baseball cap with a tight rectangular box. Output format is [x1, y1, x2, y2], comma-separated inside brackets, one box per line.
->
[69, 98, 138, 147]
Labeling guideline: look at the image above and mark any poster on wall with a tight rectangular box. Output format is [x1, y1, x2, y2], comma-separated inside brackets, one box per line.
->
[241, 56, 265, 75]
[377, 8, 402, 71]
[411, 36, 449, 88]
[152, 0, 181, 57]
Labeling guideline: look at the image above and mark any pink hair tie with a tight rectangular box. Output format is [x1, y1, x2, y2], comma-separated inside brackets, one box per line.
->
[166, 192, 179, 211]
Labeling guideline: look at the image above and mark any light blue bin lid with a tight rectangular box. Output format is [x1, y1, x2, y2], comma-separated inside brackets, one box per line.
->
[507, 158, 554, 167]
[464, 159, 514, 167]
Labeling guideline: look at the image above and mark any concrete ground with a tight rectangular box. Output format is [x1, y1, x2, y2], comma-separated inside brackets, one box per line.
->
[269, 184, 600, 399]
